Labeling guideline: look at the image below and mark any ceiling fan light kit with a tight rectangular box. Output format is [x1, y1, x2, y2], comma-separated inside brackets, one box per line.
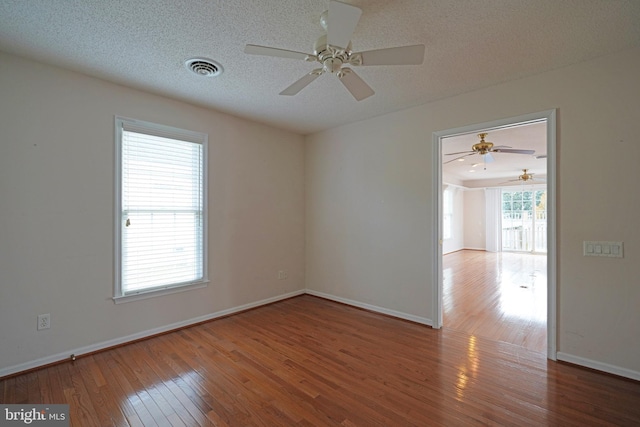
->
[244, 0, 425, 101]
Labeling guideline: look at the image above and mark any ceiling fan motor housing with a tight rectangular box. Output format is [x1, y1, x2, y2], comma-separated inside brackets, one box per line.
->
[314, 35, 354, 73]
[472, 133, 493, 154]
[472, 142, 493, 154]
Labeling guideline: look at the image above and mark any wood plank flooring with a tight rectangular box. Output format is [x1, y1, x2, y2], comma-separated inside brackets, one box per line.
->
[2, 295, 640, 426]
[443, 250, 547, 353]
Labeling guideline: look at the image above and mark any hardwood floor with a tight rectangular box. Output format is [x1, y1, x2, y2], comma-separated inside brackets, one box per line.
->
[443, 250, 547, 353]
[2, 295, 639, 426]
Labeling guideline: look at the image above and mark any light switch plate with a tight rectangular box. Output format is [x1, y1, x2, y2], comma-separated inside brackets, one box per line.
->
[583, 241, 623, 258]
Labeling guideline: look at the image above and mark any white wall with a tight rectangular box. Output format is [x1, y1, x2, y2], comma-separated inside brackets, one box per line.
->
[305, 116, 433, 320]
[463, 189, 486, 250]
[0, 52, 305, 373]
[2, 46, 639, 379]
[305, 46, 640, 375]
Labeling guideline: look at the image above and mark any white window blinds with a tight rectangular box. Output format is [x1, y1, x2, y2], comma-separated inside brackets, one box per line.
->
[115, 117, 207, 299]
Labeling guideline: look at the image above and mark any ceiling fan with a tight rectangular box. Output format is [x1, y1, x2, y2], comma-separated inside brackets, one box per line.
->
[244, 0, 425, 101]
[503, 169, 546, 184]
[444, 132, 535, 164]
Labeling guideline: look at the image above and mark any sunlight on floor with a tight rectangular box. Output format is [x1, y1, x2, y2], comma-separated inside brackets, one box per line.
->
[443, 250, 547, 353]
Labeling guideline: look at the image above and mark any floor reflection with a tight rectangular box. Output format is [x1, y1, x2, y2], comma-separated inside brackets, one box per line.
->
[443, 250, 547, 353]
[455, 335, 479, 401]
[498, 258, 546, 322]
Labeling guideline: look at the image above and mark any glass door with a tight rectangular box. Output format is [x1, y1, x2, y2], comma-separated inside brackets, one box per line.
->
[502, 188, 547, 253]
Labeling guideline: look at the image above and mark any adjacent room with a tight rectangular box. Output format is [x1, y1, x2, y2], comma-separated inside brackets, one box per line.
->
[1, 0, 640, 425]
[441, 122, 549, 354]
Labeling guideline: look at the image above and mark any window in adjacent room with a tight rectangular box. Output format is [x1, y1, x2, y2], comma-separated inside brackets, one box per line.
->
[501, 188, 547, 253]
[443, 188, 453, 240]
[114, 117, 208, 303]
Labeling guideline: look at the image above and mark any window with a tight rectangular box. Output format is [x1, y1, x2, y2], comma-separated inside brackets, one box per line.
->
[114, 117, 208, 303]
[501, 188, 546, 253]
[443, 188, 453, 240]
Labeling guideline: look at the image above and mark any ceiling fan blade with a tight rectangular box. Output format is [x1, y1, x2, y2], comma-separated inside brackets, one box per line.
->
[327, 1, 362, 49]
[498, 179, 519, 184]
[353, 45, 425, 66]
[491, 148, 536, 155]
[445, 150, 474, 156]
[244, 44, 314, 61]
[279, 69, 323, 96]
[338, 68, 374, 101]
[444, 153, 476, 164]
[536, 154, 548, 159]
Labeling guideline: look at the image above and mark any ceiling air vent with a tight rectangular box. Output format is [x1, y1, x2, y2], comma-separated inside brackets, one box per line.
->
[185, 58, 223, 77]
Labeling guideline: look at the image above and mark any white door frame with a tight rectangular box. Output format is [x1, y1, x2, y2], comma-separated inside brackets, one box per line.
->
[431, 109, 557, 360]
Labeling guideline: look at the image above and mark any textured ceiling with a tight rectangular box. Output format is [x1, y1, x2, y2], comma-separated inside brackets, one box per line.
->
[1, 0, 640, 135]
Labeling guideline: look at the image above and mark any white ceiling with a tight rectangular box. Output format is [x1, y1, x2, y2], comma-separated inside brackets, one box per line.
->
[1, 0, 639, 135]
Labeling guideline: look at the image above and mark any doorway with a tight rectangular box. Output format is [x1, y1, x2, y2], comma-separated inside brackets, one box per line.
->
[432, 110, 557, 360]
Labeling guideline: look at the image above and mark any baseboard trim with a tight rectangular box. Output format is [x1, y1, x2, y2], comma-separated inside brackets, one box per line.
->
[305, 289, 433, 326]
[5, 290, 638, 383]
[556, 352, 640, 381]
[444, 248, 486, 255]
[0, 289, 305, 378]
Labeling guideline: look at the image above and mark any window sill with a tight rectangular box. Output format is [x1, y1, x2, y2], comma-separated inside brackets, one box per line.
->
[113, 280, 209, 304]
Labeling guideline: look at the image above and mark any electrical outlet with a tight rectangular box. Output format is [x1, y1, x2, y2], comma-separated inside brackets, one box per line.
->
[278, 270, 288, 280]
[37, 313, 50, 330]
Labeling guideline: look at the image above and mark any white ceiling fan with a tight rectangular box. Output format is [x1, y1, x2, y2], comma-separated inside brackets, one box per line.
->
[444, 132, 536, 164]
[244, 1, 425, 101]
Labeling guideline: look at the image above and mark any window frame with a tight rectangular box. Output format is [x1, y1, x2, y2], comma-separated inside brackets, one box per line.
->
[113, 116, 208, 304]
